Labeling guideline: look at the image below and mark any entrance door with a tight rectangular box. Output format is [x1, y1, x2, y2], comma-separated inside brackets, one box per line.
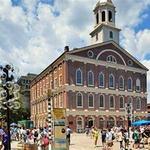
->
[88, 118, 94, 128]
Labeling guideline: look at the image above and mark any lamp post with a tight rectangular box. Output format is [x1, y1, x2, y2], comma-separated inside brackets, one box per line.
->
[0, 64, 20, 150]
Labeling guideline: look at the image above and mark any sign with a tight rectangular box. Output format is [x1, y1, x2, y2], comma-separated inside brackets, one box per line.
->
[52, 108, 67, 150]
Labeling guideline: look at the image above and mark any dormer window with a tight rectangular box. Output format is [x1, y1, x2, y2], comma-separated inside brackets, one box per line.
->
[107, 55, 116, 63]
[102, 11, 105, 22]
[108, 11, 112, 22]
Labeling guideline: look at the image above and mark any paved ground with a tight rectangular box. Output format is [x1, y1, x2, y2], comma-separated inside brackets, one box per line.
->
[11, 133, 150, 150]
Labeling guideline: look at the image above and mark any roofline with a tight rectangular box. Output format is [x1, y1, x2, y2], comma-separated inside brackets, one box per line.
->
[30, 51, 66, 87]
[90, 23, 121, 36]
[68, 40, 149, 71]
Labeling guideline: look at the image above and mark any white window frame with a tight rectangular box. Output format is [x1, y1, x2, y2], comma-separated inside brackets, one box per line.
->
[119, 76, 124, 90]
[127, 77, 132, 91]
[76, 68, 83, 85]
[109, 74, 115, 89]
[88, 70, 94, 86]
[99, 94, 105, 108]
[76, 92, 83, 108]
[99, 72, 104, 88]
[109, 95, 115, 109]
[119, 96, 124, 109]
[88, 93, 94, 108]
[136, 78, 141, 92]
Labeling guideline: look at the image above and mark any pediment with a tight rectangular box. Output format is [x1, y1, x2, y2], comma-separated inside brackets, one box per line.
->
[68, 41, 148, 71]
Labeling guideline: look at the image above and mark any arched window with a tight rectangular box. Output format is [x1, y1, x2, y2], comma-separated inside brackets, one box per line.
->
[119, 96, 124, 109]
[119, 76, 124, 90]
[109, 74, 115, 88]
[109, 95, 114, 108]
[102, 11, 105, 22]
[107, 55, 116, 63]
[109, 31, 113, 39]
[128, 77, 132, 91]
[88, 71, 94, 86]
[76, 93, 83, 108]
[108, 11, 112, 22]
[76, 117, 84, 133]
[99, 72, 104, 87]
[136, 97, 141, 110]
[99, 95, 105, 108]
[96, 13, 99, 24]
[88, 94, 94, 108]
[136, 78, 141, 92]
[76, 68, 82, 85]
[99, 118, 105, 129]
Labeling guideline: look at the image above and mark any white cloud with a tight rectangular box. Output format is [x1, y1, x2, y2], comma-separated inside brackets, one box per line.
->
[0, 0, 150, 101]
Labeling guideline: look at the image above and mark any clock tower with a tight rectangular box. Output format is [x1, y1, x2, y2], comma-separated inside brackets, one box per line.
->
[90, 0, 121, 44]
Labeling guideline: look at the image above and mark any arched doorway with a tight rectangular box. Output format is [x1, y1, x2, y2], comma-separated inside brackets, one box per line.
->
[76, 116, 84, 133]
[99, 117, 105, 129]
[107, 117, 115, 128]
[88, 117, 94, 128]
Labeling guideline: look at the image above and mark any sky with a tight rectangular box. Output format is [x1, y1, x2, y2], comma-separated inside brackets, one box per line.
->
[0, 0, 150, 101]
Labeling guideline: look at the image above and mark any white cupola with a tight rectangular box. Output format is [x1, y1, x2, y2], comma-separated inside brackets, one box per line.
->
[90, 0, 121, 44]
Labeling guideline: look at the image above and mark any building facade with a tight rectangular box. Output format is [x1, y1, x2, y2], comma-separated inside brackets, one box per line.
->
[30, 0, 148, 131]
[18, 73, 37, 111]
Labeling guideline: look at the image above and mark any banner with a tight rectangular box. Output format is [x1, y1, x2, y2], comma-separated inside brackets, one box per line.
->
[53, 108, 68, 150]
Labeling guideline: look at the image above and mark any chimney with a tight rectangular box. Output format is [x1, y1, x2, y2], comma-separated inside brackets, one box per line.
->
[64, 46, 69, 52]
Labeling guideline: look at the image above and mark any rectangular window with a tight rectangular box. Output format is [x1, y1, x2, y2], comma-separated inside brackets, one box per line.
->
[99, 95, 104, 108]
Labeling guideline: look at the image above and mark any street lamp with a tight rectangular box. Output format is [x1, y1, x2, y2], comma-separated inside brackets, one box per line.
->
[0, 64, 20, 150]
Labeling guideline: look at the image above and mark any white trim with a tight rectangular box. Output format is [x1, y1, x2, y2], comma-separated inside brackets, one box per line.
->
[64, 84, 147, 98]
[107, 55, 117, 64]
[76, 68, 83, 85]
[109, 73, 115, 89]
[136, 78, 141, 92]
[76, 92, 83, 108]
[109, 95, 115, 109]
[96, 49, 126, 66]
[99, 94, 105, 108]
[88, 70, 94, 86]
[99, 72, 105, 87]
[88, 93, 94, 108]
[127, 77, 133, 91]
[65, 54, 147, 74]
[119, 76, 124, 90]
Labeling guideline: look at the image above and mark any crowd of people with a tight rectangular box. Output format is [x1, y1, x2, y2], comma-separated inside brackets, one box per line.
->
[0, 126, 50, 150]
[85, 125, 150, 149]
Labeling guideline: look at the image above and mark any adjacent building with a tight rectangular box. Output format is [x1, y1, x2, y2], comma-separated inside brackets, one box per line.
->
[18, 73, 37, 111]
[30, 0, 148, 131]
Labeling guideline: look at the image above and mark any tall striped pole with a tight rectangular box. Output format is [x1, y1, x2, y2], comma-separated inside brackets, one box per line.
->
[48, 90, 53, 142]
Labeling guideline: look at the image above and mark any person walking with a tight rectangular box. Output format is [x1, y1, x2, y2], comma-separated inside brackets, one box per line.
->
[117, 129, 124, 149]
[106, 129, 113, 148]
[66, 126, 72, 145]
[101, 129, 106, 148]
[2, 128, 9, 150]
[93, 128, 99, 147]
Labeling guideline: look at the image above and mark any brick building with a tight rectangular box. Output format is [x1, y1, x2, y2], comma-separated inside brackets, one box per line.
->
[30, 0, 148, 131]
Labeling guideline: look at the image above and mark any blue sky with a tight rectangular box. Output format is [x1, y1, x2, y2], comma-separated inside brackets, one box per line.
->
[0, 0, 150, 101]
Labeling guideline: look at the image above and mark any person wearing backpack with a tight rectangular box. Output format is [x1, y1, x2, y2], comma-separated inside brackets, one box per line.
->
[133, 128, 140, 149]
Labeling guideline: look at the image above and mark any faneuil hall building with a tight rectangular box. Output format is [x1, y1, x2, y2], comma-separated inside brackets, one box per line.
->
[30, 0, 148, 132]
